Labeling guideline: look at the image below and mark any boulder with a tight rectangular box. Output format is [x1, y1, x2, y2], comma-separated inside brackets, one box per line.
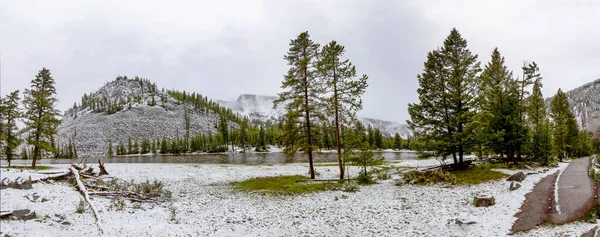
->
[474, 194, 495, 207]
[507, 171, 526, 182]
[509, 181, 521, 191]
[11, 209, 36, 220]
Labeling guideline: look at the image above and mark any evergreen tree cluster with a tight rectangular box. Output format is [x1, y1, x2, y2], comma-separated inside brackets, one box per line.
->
[70, 76, 159, 116]
[0, 68, 62, 168]
[408, 28, 595, 166]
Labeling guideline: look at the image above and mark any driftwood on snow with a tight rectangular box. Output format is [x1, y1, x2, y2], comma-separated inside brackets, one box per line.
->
[69, 167, 104, 233]
[98, 159, 109, 176]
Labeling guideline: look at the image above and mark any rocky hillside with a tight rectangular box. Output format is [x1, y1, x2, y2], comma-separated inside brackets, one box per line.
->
[547, 78, 600, 136]
[217, 94, 412, 138]
[57, 77, 222, 157]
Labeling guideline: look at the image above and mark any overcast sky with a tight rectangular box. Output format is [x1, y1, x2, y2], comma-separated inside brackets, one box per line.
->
[1, 0, 599, 123]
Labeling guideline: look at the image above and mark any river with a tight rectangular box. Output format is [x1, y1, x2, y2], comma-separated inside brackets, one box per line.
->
[1, 151, 419, 165]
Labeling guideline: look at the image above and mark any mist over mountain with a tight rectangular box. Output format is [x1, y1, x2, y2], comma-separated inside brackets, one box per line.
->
[216, 94, 412, 138]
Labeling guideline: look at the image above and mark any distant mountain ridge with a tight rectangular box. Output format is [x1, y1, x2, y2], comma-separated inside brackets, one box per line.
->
[217, 94, 412, 138]
[549, 78, 600, 137]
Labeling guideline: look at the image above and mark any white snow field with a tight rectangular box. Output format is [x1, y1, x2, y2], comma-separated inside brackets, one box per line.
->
[0, 161, 594, 236]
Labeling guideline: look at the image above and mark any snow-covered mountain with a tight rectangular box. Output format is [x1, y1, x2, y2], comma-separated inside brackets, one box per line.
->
[56, 77, 221, 157]
[549, 78, 600, 136]
[217, 94, 412, 138]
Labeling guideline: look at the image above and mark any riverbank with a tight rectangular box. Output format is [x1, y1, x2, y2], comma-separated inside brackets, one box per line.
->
[0, 161, 593, 236]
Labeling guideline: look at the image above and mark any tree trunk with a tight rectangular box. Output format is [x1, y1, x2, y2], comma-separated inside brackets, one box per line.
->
[303, 51, 315, 179]
[333, 68, 344, 180]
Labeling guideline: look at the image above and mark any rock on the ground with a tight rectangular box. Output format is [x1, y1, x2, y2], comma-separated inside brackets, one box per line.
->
[10, 209, 36, 220]
[1, 177, 33, 190]
[449, 216, 477, 225]
[507, 172, 526, 182]
[474, 194, 495, 207]
[509, 182, 521, 191]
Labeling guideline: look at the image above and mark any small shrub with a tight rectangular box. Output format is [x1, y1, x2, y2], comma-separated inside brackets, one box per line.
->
[169, 206, 177, 222]
[132, 203, 143, 209]
[109, 199, 127, 211]
[402, 169, 457, 185]
[356, 172, 375, 185]
[75, 200, 86, 214]
[342, 183, 359, 193]
[377, 172, 391, 180]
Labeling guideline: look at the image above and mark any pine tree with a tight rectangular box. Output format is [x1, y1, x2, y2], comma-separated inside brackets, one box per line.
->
[374, 128, 383, 150]
[274, 31, 322, 179]
[239, 120, 248, 152]
[152, 139, 157, 155]
[21, 147, 28, 159]
[407, 28, 481, 166]
[550, 89, 575, 161]
[317, 40, 369, 179]
[141, 138, 150, 154]
[128, 137, 133, 154]
[256, 125, 266, 152]
[120, 141, 126, 156]
[107, 140, 114, 157]
[0, 90, 23, 167]
[479, 48, 526, 164]
[282, 112, 301, 157]
[393, 133, 402, 150]
[184, 107, 191, 150]
[23, 68, 61, 168]
[367, 125, 374, 147]
[132, 139, 139, 154]
[160, 137, 168, 154]
[218, 115, 228, 148]
[528, 76, 552, 164]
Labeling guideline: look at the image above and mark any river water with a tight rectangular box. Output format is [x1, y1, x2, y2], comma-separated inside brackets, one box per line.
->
[1, 151, 418, 165]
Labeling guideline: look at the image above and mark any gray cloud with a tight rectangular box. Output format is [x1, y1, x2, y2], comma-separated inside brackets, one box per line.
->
[1, 0, 599, 124]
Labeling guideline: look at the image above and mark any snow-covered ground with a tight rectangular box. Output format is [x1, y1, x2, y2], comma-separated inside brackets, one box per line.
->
[0, 162, 594, 236]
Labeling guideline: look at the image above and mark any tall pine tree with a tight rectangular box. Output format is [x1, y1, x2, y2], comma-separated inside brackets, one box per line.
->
[1, 90, 23, 167]
[317, 40, 368, 179]
[23, 68, 61, 168]
[274, 31, 322, 179]
[479, 48, 526, 164]
[550, 89, 575, 161]
[527, 72, 552, 164]
[407, 28, 481, 166]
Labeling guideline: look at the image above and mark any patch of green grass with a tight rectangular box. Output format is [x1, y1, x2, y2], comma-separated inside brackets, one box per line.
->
[479, 163, 528, 170]
[1, 165, 53, 170]
[451, 166, 509, 185]
[234, 175, 341, 195]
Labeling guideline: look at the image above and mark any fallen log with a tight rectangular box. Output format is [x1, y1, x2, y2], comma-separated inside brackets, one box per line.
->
[69, 167, 104, 234]
[0, 211, 13, 218]
[32, 171, 72, 183]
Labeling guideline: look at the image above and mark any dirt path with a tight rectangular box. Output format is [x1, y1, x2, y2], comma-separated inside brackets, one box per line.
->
[512, 157, 597, 233]
[511, 172, 558, 233]
[581, 226, 598, 237]
[552, 157, 596, 224]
